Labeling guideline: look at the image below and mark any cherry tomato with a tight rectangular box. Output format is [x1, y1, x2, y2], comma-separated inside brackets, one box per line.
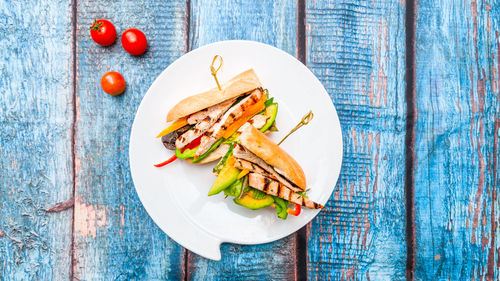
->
[101, 71, 126, 96]
[90, 19, 117, 46]
[121, 28, 147, 55]
[287, 204, 301, 216]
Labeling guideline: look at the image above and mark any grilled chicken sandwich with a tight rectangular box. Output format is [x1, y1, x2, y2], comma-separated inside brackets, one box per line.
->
[156, 69, 279, 166]
[209, 125, 323, 219]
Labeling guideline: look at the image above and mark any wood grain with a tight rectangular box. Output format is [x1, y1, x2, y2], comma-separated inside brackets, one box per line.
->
[305, 0, 408, 280]
[414, 0, 499, 280]
[0, 0, 74, 280]
[72, 1, 187, 280]
[4, 0, 499, 279]
[189, 0, 297, 54]
[187, 1, 299, 280]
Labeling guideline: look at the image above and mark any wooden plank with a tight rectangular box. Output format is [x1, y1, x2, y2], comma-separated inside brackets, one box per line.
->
[72, 1, 187, 280]
[187, 1, 299, 280]
[0, 0, 74, 280]
[414, 0, 499, 280]
[305, 1, 407, 280]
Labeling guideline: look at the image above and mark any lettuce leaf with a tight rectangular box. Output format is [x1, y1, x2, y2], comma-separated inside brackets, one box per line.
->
[224, 179, 242, 197]
[273, 197, 289, 219]
[252, 189, 267, 199]
[264, 97, 275, 107]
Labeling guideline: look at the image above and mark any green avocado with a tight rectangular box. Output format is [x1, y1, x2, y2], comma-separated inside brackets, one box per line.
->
[234, 190, 274, 210]
[208, 157, 240, 196]
[260, 103, 278, 132]
[175, 147, 197, 159]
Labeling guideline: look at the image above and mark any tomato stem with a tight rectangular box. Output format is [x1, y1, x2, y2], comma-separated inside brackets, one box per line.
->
[90, 19, 103, 31]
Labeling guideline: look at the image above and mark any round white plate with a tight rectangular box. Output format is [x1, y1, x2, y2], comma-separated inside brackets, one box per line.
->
[130, 40, 342, 260]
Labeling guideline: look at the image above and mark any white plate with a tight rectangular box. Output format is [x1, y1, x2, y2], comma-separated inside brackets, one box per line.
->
[129, 40, 342, 260]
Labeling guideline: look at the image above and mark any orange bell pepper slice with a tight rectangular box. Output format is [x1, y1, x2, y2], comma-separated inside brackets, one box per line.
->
[220, 96, 266, 139]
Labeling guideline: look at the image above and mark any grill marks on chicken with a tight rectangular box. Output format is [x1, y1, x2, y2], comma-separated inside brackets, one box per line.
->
[232, 144, 302, 193]
[233, 158, 269, 175]
[211, 89, 264, 138]
[196, 89, 264, 156]
[248, 173, 323, 209]
[196, 136, 219, 157]
[175, 99, 235, 149]
[237, 114, 269, 133]
[187, 109, 208, 125]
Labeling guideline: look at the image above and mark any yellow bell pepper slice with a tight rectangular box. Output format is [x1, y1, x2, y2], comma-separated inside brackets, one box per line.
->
[237, 169, 250, 179]
[156, 117, 188, 138]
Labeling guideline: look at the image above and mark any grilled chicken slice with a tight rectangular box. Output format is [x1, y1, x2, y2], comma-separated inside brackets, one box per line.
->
[210, 89, 264, 139]
[197, 114, 269, 156]
[197, 113, 269, 156]
[175, 99, 234, 149]
[303, 197, 323, 209]
[187, 109, 208, 125]
[190, 143, 229, 164]
[195, 89, 264, 156]
[187, 97, 238, 125]
[233, 158, 268, 175]
[237, 114, 269, 133]
[248, 172, 281, 197]
[196, 135, 219, 156]
[232, 144, 302, 192]
[248, 173, 323, 209]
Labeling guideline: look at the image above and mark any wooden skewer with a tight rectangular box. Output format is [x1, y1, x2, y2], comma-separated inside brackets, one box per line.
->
[210, 55, 223, 90]
[277, 110, 314, 145]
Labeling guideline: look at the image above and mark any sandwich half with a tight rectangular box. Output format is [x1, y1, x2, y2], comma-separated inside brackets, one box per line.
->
[209, 125, 323, 219]
[157, 69, 279, 165]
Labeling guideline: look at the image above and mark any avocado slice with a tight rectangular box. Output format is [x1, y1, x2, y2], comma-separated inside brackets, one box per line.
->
[175, 146, 197, 159]
[260, 103, 278, 132]
[234, 190, 274, 210]
[208, 156, 240, 196]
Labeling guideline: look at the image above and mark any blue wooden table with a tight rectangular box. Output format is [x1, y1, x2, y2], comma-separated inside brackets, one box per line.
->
[0, 0, 498, 280]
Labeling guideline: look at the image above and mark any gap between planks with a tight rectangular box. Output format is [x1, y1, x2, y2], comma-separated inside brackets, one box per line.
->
[70, 0, 78, 278]
[184, 0, 191, 280]
[404, 0, 417, 280]
[295, 0, 308, 281]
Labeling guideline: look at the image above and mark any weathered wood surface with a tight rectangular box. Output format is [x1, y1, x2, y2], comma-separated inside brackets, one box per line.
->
[305, 0, 408, 280]
[414, 0, 499, 280]
[72, 1, 187, 280]
[4, 0, 500, 279]
[0, 0, 74, 280]
[187, 1, 300, 280]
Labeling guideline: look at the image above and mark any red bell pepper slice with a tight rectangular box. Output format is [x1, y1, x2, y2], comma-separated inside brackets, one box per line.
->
[287, 203, 301, 216]
[181, 135, 203, 153]
[154, 155, 178, 167]
[155, 135, 203, 167]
